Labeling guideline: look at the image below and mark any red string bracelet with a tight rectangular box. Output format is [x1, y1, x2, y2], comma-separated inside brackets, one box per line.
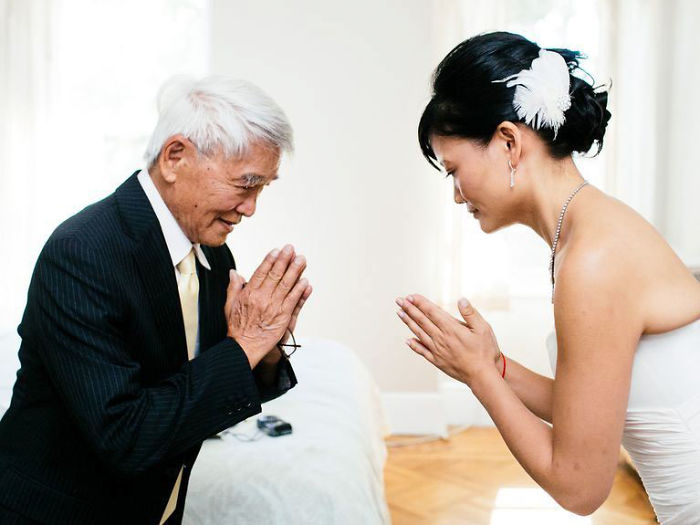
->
[501, 353, 507, 379]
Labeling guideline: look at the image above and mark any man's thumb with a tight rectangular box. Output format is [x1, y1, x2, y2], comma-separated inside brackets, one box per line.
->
[228, 269, 245, 290]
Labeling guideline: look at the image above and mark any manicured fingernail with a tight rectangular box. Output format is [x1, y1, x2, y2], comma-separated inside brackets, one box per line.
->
[299, 278, 308, 286]
[270, 248, 280, 258]
[397, 310, 405, 318]
[405, 338, 413, 345]
[395, 298, 404, 307]
[283, 244, 293, 254]
[293, 255, 305, 266]
[458, 298, 469, 309]
[406, 295, 414, 303]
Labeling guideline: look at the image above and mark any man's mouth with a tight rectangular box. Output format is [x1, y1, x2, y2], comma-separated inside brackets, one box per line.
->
[218, 218, 238, 231]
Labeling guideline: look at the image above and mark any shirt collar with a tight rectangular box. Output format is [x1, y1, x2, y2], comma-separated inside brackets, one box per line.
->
[137, 168, 211, 271]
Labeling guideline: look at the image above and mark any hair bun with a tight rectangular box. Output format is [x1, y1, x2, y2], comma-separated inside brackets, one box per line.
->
[553, 72, 612, 156]
[418, 32, 613, 167]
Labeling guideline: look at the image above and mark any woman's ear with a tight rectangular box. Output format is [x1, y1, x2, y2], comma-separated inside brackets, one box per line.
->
[494, 121, 522, 168]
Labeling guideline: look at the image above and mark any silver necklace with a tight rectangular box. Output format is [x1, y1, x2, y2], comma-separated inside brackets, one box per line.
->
[549, 180, 588, 303]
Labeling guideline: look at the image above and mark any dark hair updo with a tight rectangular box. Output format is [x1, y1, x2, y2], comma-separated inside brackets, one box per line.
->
[419, 31, 611, 169]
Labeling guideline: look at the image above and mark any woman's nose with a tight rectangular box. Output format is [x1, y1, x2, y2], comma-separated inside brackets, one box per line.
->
[453, 184, 466, 204]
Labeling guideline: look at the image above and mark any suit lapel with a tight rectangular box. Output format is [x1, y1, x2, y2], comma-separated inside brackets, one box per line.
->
[115, 173, 188, 367]
[197, 246, 229, 354]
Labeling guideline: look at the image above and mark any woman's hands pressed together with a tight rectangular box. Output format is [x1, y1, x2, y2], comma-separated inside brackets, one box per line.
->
[395, 295, 502, 385]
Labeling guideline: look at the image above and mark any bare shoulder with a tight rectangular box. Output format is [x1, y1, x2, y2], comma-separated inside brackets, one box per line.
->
[557, 189, 700, 334]
[555, 232, 642, 335]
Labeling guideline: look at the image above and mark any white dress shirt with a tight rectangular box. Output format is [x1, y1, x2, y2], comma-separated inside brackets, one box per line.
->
[137, 168, 211, 355]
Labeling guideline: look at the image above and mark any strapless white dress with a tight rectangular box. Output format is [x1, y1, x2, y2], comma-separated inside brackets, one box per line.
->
[547, 319, 700, 524]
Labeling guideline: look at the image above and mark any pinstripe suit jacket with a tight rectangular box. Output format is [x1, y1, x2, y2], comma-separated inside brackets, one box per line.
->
[0, 173, 296, 524]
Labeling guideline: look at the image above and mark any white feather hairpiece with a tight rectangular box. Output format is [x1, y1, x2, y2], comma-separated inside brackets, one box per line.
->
[494, 49, 572, 137]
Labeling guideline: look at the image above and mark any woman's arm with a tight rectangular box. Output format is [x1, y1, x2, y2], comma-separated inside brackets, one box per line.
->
[498, 357, 554, 423]
[397, 248, 641, 515]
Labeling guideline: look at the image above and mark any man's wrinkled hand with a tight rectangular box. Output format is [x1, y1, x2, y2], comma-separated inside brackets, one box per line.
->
[224, 244, 311, 368]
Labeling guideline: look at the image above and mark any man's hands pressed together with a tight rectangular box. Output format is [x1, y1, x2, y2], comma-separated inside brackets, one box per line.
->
[225, 244, 312, 368]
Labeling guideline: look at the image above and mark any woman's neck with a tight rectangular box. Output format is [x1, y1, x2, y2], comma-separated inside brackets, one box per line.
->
[519, 155, 587, 249]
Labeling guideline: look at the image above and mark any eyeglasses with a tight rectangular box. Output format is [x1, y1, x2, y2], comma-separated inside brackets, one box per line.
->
[276, 329, 301, 359]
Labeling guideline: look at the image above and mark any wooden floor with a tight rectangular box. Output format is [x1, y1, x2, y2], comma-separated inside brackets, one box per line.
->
[384, 427, 657, 524]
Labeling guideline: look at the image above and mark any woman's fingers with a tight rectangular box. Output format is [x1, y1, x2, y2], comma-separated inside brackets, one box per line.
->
[396, 308, 434, 351]
[407, 294, 451, 329]
[395, 296, 440, 338]
[457, 297, 484, 330]
[406, 337, 435, 364]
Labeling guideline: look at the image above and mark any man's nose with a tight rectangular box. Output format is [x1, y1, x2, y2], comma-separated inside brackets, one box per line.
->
[453, 183, 466, 204]
[237, 194, 258, 217]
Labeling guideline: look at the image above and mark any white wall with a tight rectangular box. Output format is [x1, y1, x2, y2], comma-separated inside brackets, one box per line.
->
[210, 0, 444, 393]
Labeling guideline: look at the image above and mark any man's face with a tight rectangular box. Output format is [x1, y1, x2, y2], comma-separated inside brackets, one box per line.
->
[163, 139, 281, 246]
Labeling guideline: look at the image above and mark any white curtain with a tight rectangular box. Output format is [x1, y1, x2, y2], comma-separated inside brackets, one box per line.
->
[435, 0, 700, 311]
[0, 0, 209, 338]
[0, 0, 56, 337]
[602, 0, 700, 265]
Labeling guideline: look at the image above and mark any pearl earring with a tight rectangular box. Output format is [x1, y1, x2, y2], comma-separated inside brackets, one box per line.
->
[508, 160, 516, 188]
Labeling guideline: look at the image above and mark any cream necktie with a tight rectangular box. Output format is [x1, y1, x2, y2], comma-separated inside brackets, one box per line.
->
[161, 248, 199, 524]
[177, 248, 199, 360]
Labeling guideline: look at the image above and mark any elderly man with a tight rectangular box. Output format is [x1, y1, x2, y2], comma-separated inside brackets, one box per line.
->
[0, 76, 311, 524]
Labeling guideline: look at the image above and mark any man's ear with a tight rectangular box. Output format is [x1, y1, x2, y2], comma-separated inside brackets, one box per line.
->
[156, 134, 196, 183]
[494, 121, 522, 168]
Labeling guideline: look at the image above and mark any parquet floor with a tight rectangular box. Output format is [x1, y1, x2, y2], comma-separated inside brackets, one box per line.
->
[384, 427, 657, 524]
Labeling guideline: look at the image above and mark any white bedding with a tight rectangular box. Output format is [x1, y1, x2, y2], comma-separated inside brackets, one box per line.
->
[183, 338, 390, 525]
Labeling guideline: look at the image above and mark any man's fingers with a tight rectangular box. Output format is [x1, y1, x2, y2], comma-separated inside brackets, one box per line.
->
[282, 278, 309, 314]
[272, 254, 306, 300]
[248, 248, 281, 288]
[301, 285, 313, 302]
[225, 270, 245, 315]
[261, 244, 295, 292]
[288, 285, 313, 328]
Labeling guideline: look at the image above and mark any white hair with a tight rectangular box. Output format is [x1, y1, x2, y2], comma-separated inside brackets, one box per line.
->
[144, 75, 294, 167]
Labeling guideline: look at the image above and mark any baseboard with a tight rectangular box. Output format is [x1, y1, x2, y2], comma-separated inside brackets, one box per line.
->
[381, 392, 448, 437]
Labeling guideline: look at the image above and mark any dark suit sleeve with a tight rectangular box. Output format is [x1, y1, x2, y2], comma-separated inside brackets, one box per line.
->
[253, 356, 297, 403]
[27, 236, 262, 477]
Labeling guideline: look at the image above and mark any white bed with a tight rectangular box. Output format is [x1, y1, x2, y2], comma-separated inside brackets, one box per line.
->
[183, 338, 390, 525]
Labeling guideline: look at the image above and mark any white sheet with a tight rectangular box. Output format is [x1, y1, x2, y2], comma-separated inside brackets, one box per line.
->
[183, 338, 390, 525]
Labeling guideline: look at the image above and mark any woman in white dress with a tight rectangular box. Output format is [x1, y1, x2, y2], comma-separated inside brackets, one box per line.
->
[396, 31, 700, 523]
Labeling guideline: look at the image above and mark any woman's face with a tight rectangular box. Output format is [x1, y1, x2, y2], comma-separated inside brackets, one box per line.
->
[431, 134, 515, 233]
